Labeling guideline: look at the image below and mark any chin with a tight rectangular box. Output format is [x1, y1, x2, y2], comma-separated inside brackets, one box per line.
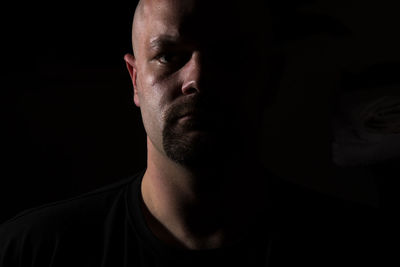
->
[163, 132, 221, 168]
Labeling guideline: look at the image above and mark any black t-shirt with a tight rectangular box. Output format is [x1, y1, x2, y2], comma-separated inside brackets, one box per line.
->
[0, 170, 380, 267]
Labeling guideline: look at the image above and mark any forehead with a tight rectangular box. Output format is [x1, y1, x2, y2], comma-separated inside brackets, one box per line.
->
[140, 0, 254, 44]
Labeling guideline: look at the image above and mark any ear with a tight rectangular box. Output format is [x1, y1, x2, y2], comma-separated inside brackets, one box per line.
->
[124, 53, 140, 107]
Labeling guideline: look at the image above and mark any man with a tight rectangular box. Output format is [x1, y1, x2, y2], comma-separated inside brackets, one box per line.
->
[0, 0, 379, 266]
[122, 0, 271, 251]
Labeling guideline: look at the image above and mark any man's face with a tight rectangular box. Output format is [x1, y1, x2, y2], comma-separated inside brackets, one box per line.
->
[128, 0, 268, 168]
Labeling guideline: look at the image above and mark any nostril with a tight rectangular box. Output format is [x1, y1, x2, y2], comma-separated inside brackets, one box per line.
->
[183, 86, 198, 95]
[182, 80, 200, 95]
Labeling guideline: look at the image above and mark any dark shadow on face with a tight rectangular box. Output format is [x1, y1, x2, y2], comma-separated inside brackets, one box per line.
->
[162, 94, 233, 169]
[145, 0, 272, 169]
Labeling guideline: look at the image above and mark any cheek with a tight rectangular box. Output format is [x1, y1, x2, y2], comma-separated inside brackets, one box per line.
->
[150, 73, 182, 105]
[138, 71, 182, 124]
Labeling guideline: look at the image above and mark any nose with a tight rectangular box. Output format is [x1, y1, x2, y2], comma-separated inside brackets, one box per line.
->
[181, 51, 202, 95]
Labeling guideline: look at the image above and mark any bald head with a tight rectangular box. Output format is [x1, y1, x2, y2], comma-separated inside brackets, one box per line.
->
[131, 0, 146, 56]
[124, 0, 275, 169]
[130, 0, 271, 57]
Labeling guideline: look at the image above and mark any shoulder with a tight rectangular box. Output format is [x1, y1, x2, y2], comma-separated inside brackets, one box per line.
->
[2, 174, 136, 228]
[261, 166, 376, 209]
[0, 172, 143, 265]
[264, 168, 379, 230]
[260, 169, 380, 265]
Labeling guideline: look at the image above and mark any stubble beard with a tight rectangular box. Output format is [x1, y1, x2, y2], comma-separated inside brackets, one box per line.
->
[163, 127, 210, 168]
[161, 98, 225, 170]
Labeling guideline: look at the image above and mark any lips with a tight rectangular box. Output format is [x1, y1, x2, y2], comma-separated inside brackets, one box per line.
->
[176, 111, 214, 129]
[178, 111, 208, 120]
[178, 114, 194, 121]
[178, 113, 204, 123]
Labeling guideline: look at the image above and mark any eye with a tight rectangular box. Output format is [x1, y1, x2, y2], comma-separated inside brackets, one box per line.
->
[156, 51, 191, 65]
[158, 53, 176, 64]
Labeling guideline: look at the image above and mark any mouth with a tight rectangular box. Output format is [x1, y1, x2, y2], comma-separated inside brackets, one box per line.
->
[179, 110, 203, 117]
[177, 111, 208, 120]
[178, 114, 195, 123]
[178, 113, 203, 124]
[176, 111, 214, 131]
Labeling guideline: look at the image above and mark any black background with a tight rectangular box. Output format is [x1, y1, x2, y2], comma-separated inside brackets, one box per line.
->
[2, 0, 397, 223]
[1, 2, 147, 222]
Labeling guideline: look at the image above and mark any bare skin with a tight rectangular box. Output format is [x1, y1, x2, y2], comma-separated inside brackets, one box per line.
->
[124, 0, 267, 250]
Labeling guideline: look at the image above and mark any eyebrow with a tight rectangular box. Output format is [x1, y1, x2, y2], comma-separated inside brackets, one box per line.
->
[149, 35, 184, 50]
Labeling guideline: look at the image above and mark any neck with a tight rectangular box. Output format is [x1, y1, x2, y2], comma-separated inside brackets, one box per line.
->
[140, 137, 262, 249]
